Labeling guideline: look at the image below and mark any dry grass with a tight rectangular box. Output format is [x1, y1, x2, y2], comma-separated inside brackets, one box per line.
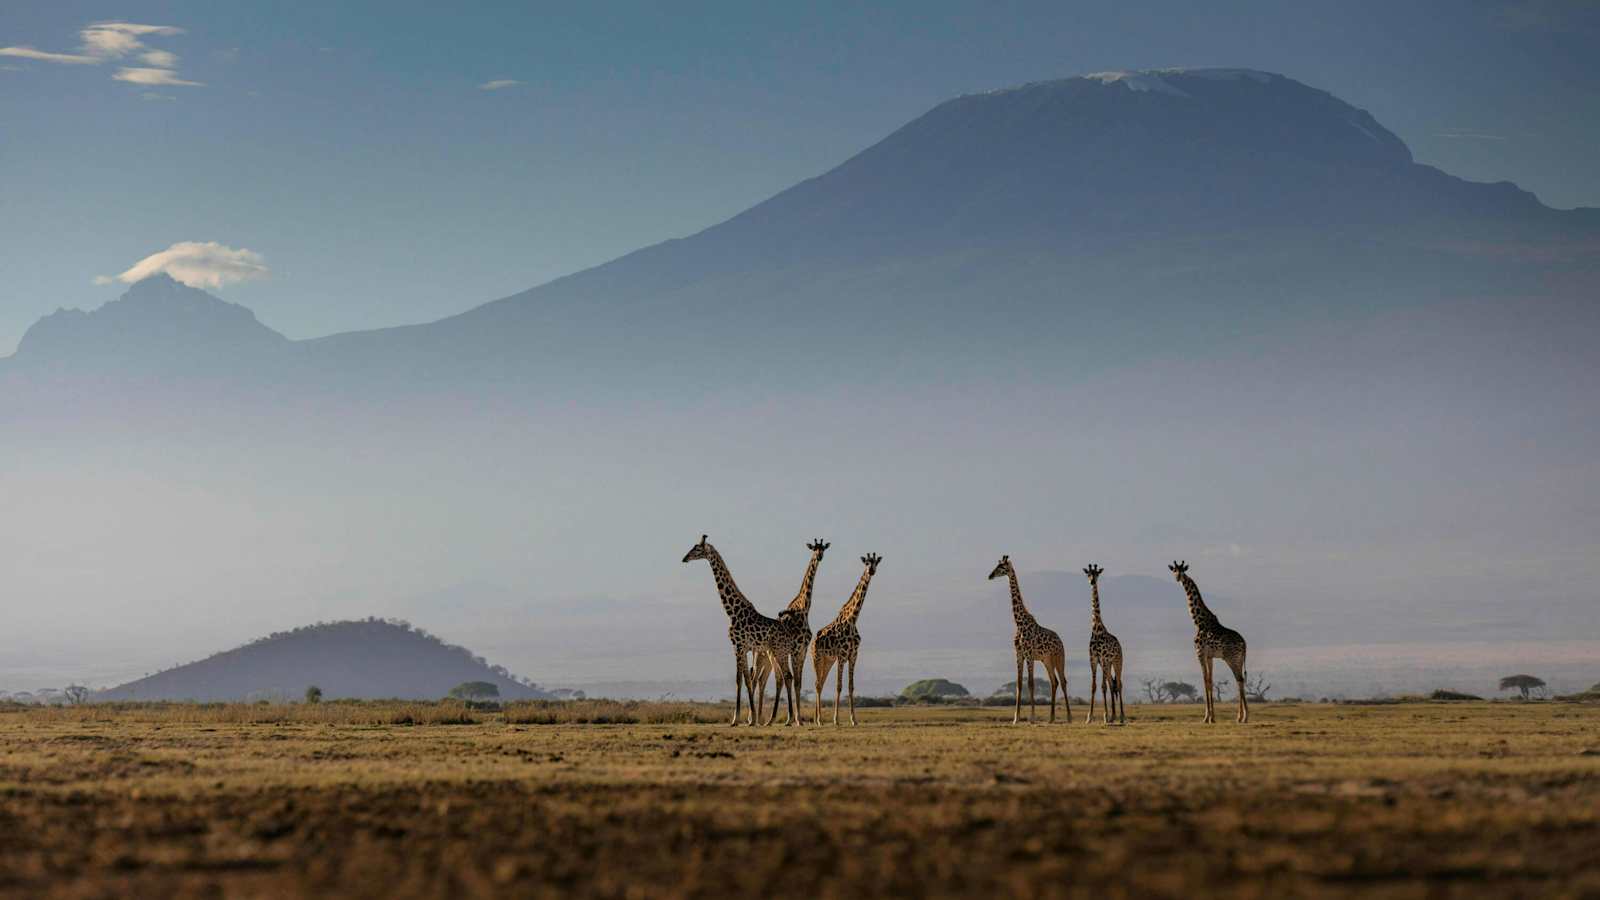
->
[1, 702, 1597, 897]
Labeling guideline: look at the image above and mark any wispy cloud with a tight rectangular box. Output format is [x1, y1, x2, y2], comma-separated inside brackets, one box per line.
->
[114, 67, 202, 87]
[1434, 128, 1508, 141]
[96, 242, 269, 289]
[0, 46, 100, 65]
[478, 79, 523, 91]
[0, 21, 200, 88]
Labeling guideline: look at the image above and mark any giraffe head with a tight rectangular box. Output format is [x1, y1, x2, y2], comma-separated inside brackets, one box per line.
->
[861, 553, 882, 574]
[1083, 563, 1104, 585]
[987, 555, 1013, 581]
[807, 538, 831, 557]
[681, 534, 712, 563]
[1168, 560, 1190, 581]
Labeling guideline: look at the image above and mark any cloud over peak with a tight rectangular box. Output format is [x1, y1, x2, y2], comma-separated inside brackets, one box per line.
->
[478, 79, 523, 91]
[97, 242, 269, 290]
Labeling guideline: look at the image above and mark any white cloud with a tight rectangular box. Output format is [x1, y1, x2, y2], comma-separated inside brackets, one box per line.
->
[0, 46, 99, 65]
[79, 23, 184, 59]
[113, 67, 202, 87]
[478, 79, 523, 91]
[3, 21, 199, 87]
[101, 242, 269, 289]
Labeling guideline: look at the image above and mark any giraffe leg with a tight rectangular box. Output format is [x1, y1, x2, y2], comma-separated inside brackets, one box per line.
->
[813, 655, 832, 726]
[1013, 655, 1023, 725]
[1102, 666, 1112, 725]
[1230, 656, 1249, 724]
[1027, 661, 1037, 724]
[847, 656, 858, 726]
[1114, 660, 1126, 724]
[731, 649, 745, 727]
[1045, 664, 1058, 724]
[792, 649, 807, 726]
[1199, 654, 1215, 724]
[784, 654, 799, 728]
[1058, 657, 1071, 723]
[834, 654, 844, 726]
[1086, 664, 1098, 725]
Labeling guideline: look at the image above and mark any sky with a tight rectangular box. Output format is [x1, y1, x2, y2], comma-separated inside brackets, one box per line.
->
[2, 2, 1599, 700]
[4, 0, 1600, 355]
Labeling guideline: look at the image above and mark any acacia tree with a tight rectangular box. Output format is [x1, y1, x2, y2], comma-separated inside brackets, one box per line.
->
[1498, 674, 1546, 700]
[1161, 681, 1199, 702]
[1244, 673, 1272, 702]
[449, 681, 500, 701]
[62, 685, 90, 706]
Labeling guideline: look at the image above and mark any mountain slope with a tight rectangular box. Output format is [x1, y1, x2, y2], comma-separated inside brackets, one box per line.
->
[291, 68, 1596, 388]
[96, 620, 554, 702]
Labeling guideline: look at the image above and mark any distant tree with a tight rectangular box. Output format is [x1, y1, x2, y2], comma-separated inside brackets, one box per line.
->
[1161, 681, 1198, 702]
[900, 679, 969, 701]
[1141, 678, 1167, 704]
[304, 685, 323, 704]
[449, 681, 501, 701]
[1498, 674, 1547, 700]
[63, 685, 91, 706]
[1243, 673, 1273, 702]
[1429, 689, 1483, 701]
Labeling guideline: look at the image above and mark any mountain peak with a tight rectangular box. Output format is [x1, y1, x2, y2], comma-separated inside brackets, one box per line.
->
[11, 272, 285, 367]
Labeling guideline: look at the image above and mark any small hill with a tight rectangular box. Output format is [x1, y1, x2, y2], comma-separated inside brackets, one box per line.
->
[97, 619, 553, 702]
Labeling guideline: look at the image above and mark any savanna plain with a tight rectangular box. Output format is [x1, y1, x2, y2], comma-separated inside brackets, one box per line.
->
[1, 701, 1597, 898]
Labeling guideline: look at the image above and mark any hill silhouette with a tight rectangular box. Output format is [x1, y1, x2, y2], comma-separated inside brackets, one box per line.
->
[96, 619, 553, 702]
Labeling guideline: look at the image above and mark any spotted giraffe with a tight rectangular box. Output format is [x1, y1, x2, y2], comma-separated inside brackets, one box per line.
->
[681, 535, 798, 727]
[987, 555, 1070, 724]
[1169, 561, 1249, 724]
[1082, 564, 1125, 725]
[754, 538, 829, 726]
[811, 553, 882, 726]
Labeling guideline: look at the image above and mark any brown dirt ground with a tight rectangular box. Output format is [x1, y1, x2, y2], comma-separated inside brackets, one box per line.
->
[1, 701, 1597, 898]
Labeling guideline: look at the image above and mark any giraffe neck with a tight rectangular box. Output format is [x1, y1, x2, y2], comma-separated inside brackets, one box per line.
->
[1090, 581, 1104, 629]
[1180, 575, 1219, 630]
[786, 550, 824, 615]
[836, 566, 877, 627]
[704, 548, 758, 622]
[1007, 570, 1035, 627]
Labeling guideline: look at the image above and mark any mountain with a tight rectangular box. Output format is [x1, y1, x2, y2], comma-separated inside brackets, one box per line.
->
[95, 619, 555, 702]
[9, 273, 286, 374]
[6, 69, 1595, 390]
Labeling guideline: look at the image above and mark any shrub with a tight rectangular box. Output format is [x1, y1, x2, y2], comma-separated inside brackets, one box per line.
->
[305, 685, 323, 704]
[1429, 689, 1483, 701]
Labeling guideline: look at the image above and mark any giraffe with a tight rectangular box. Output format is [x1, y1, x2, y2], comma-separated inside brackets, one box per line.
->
[987, 555, 1070, 724]
[754, 538, 830, 726]
[681, 535, 798, 727]
[1082, 564, 1125, 725]
[811, 553, 882, 726]
[1169, 561, 1249, 724]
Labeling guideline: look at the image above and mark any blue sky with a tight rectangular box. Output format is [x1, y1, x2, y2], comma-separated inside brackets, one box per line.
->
[3, 0, 1598, 354]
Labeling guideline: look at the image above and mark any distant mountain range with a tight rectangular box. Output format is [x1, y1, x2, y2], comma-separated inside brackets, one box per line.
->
[4, 68, 1595, 393]
[96, 619, 553, 702]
